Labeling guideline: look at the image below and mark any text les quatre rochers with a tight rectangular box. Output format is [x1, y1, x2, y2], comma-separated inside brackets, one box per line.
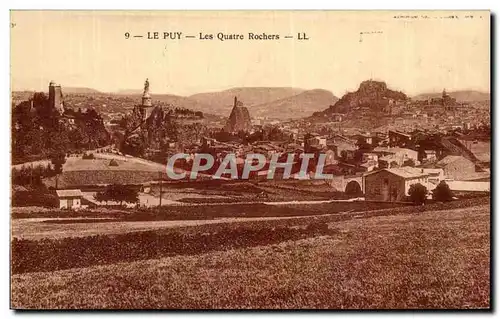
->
[124, 31, 309, 41]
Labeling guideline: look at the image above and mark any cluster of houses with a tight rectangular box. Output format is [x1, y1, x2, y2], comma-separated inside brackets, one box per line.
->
[190, 125, 491, 202]
[47, 90, 490, 209]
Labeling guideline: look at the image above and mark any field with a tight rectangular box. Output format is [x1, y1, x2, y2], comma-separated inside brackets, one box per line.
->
[11, 197, 490, 309]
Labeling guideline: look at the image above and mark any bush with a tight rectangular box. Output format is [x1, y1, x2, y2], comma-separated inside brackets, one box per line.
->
[408, 183, 427, 205]
[82, 153, 95, 160]
[306, 221, 329, 233]
[94, 184, 138, 205]
[433, 181, 454, 202]
[109, 159, 119, 166]
[12, 191, 58, 208]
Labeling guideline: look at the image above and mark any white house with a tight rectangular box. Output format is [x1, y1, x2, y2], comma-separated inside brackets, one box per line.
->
[56, 189, 83, 209]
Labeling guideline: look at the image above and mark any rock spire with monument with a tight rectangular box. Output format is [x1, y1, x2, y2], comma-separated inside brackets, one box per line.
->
[139, 78, 153, 120]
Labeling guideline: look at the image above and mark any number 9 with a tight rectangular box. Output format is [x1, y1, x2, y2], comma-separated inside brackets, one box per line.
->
[125, 32, 130, 39]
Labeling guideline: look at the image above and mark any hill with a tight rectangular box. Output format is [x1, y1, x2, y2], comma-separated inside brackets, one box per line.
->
[115, 89, 143, 95]
[152, 94, 213, 113]
[63, 87, 102, 94]
[412, 90, 490, 102]
[189, 87, 306, 116]
[251, 89, 339, 119]
[312, 80, 408, 118]
[109, 93, 212, 114]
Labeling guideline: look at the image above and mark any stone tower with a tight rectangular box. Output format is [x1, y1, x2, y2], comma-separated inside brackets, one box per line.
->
[48, 81, 64, 114]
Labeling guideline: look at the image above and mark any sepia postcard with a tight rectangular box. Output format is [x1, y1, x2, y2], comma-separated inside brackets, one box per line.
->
[10, 10, 491, 310]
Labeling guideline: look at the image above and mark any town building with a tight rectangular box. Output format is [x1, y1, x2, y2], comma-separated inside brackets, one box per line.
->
[364, 167, 429, 202]
[422, 150, 437, 162]
[433, 155, 477, 180]
[330, 113, 344, 122]
[374, 147, 419, 168]
[388, 130, 412, 147]
[305, 133, 327, 150]
[328, 135, 357, 161]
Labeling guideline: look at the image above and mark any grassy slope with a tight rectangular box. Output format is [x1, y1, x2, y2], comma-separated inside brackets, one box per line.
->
[11, 204, 490, 309]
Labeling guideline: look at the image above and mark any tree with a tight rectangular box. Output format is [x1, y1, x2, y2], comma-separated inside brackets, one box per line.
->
[94, 191, 108, 203]
[12, 91, 110, 163]
[109, 159, 119, 166]
[121, 134, 146, 157]
[356, 137, 371, 152]
[50, 152, 66, 189]
[408, 183, 427, 205]
[432, 181, 454, 202]
[95, 184, 139, 206]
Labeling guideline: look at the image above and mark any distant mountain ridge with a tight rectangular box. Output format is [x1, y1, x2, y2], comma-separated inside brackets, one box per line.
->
[115, 89, 143, 95]
[412, 90, 490, 102]
[71, 86, 340, 119]
[62, 87, 102, 94]
[15, 85, 489, 121]
[189, 87, 307, 116]
[251, 89, 339, 119]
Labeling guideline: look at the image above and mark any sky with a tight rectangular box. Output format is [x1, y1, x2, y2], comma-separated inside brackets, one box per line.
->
[10, 10, 490, 97]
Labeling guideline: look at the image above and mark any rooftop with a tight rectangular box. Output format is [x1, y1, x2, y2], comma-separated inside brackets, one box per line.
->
[56, 189, 83, 198]
[388, 130, 412, 138]
[365, 167, 429, 179]
[436, 155, 469, 166]
[373, 146, 416, 154]
[387, 167, 429, 179]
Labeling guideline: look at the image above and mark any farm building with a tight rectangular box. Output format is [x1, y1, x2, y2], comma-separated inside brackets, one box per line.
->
[56, 189, 83, 209]
[364, 167, 429, 202]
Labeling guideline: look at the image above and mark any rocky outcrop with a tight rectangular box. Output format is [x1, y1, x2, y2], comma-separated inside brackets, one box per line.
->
[316, 80, 408, 116]
[225, 97, 252, 133]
